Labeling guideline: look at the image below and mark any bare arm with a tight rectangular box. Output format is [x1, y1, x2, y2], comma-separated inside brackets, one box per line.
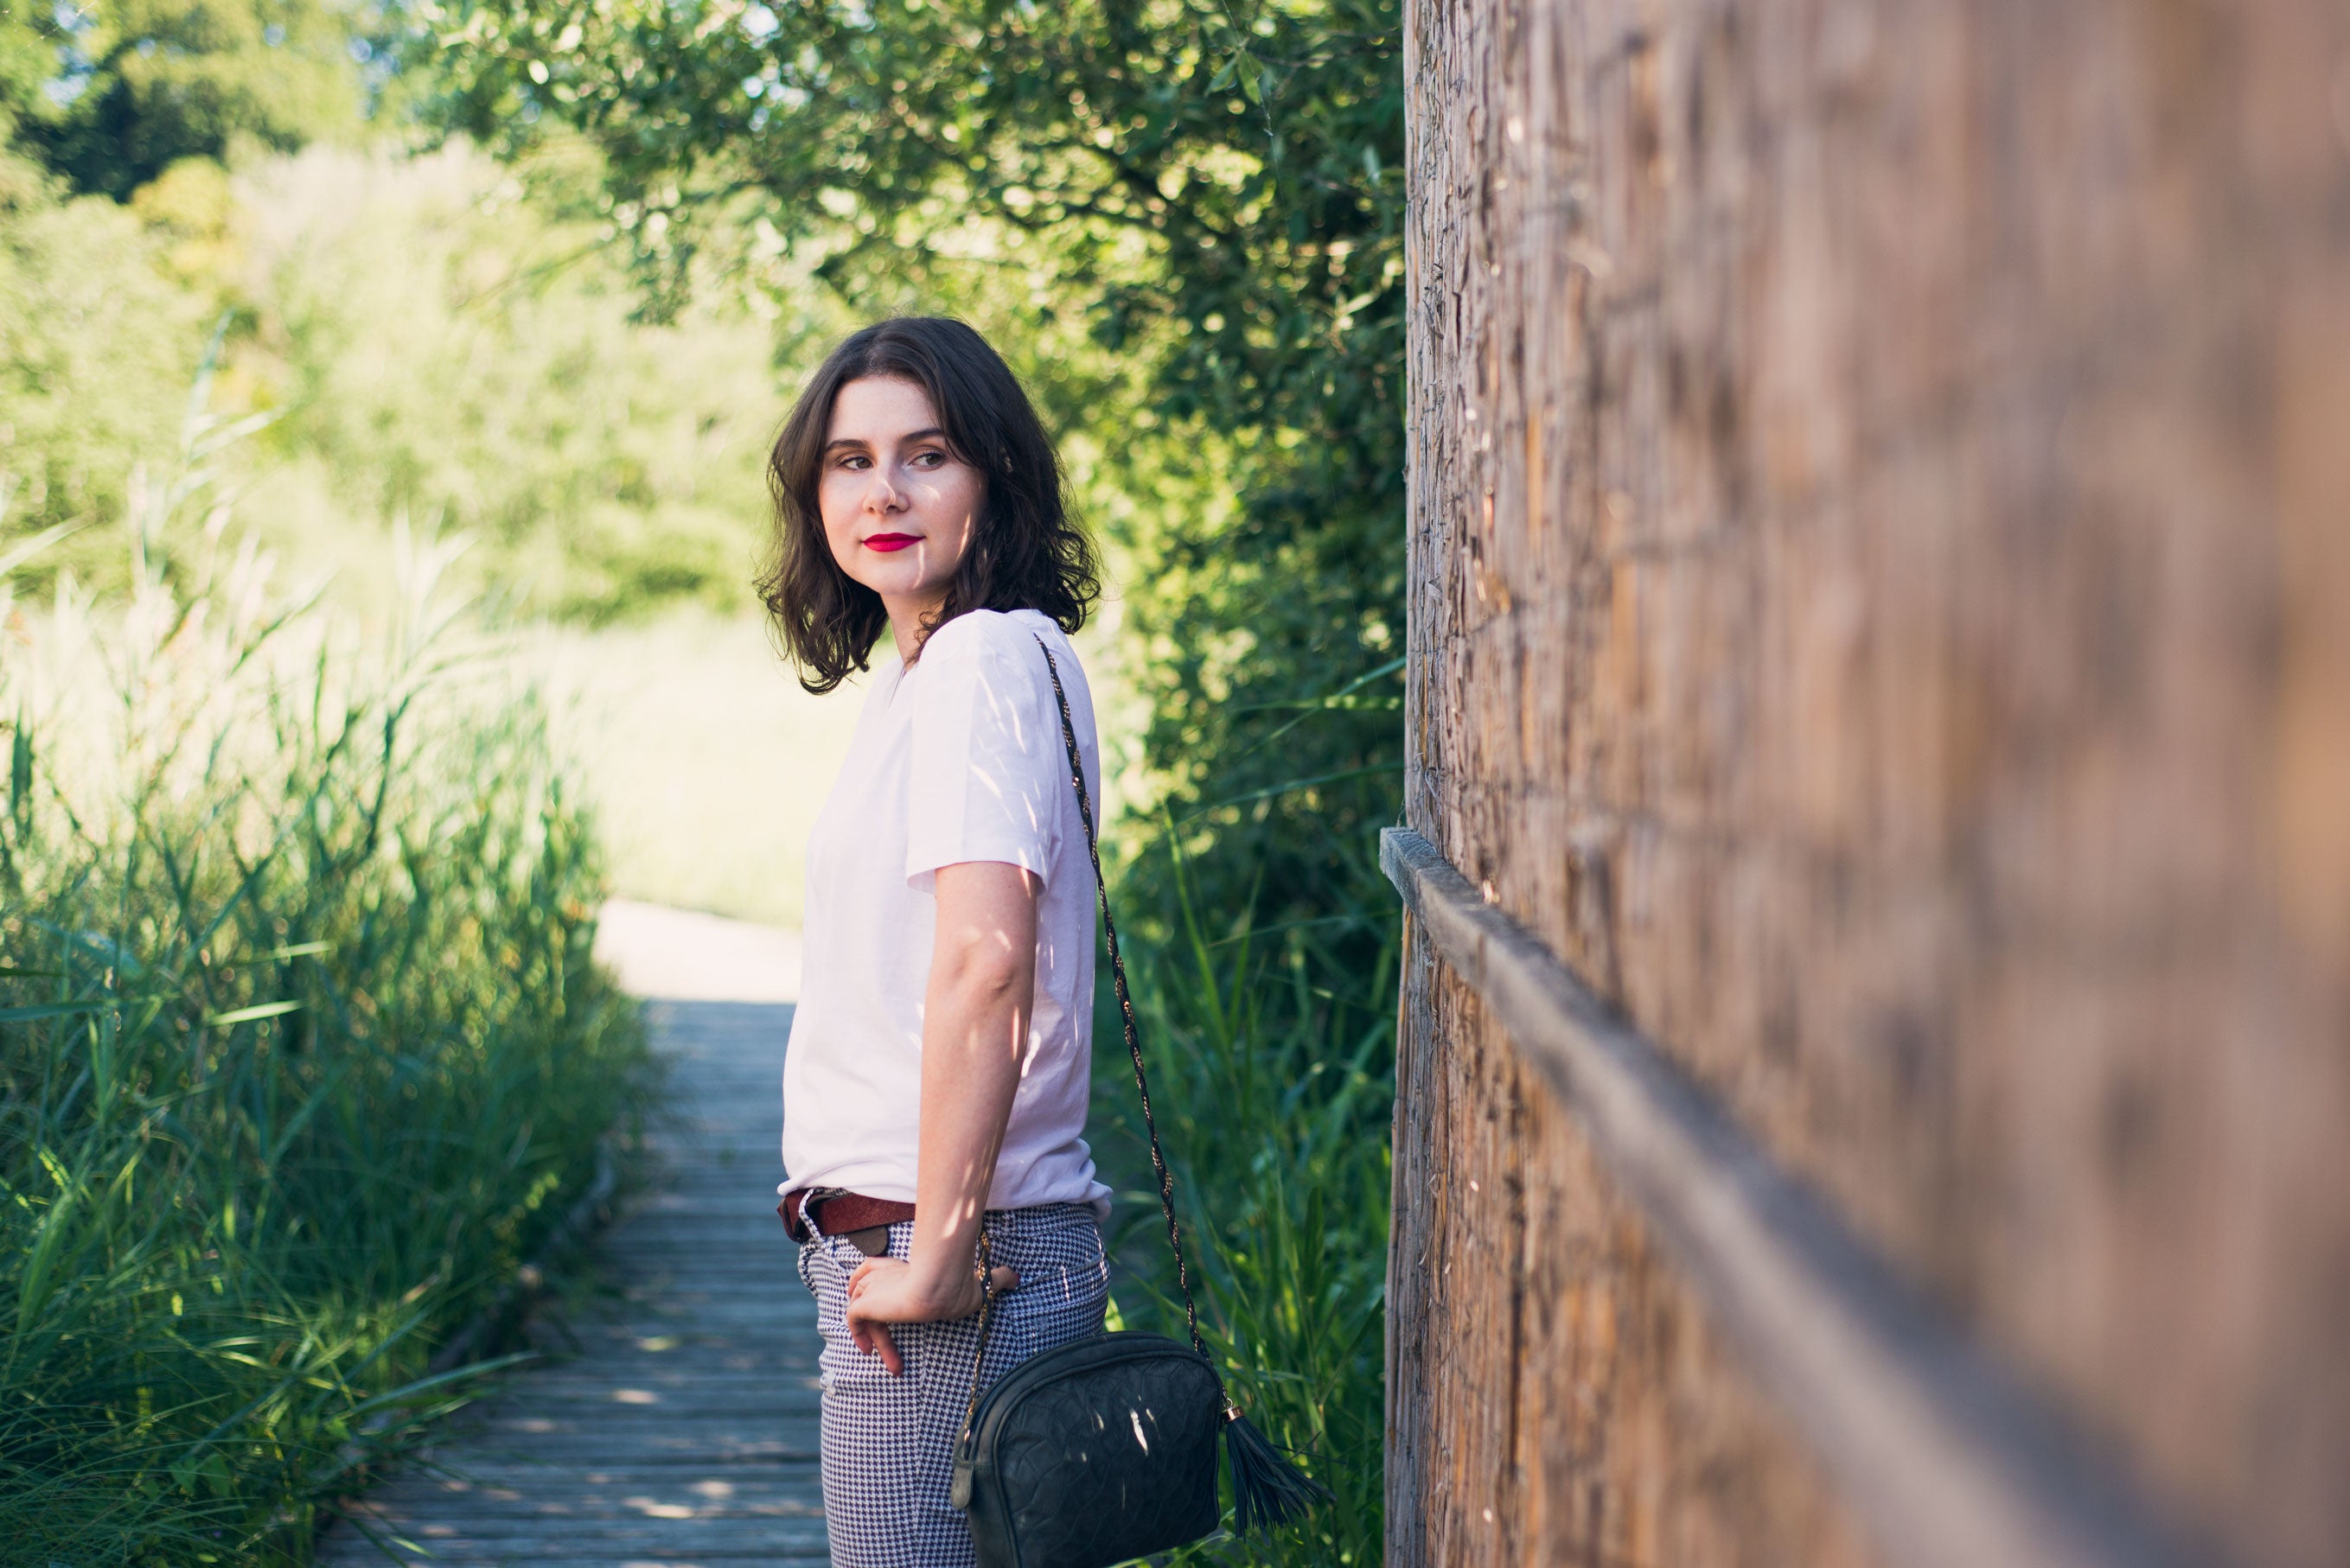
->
[843, 858, 1038, 1374]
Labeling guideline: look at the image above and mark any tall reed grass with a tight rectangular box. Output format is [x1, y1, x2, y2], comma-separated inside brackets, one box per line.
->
[1095, 829, 1395, 1566]
[0, 405, 648, 1562]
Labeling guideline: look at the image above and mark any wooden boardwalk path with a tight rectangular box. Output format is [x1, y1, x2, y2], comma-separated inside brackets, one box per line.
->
[320, 999, 827, 1565]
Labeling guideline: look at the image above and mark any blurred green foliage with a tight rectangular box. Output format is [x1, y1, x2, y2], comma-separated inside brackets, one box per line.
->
[0, 0, 837, 620]
[0, 0, 373, 543]
[0, 0, 370, 200]
[420, 0, 1408, 933]
[0, 153, 211, 551]
[0, 134, 816, 619]
[227, 140, 830, 620]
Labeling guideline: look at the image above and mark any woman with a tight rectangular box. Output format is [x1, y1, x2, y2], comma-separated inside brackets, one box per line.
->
[763, 316, 1112, 1567]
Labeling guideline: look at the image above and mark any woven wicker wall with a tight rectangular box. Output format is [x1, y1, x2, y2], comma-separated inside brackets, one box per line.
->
[1391, 3, 2350, 1565]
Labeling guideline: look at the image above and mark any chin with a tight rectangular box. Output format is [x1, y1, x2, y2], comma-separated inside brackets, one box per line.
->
[880, 571, 946, 600]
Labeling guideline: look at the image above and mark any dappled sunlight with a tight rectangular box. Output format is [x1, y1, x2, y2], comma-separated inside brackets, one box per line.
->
[6, 0, 1393, 1551]
[311, 1004, 830, 1560]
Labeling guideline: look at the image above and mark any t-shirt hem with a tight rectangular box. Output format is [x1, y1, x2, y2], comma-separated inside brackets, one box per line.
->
[776, 1175, 1111, 1219]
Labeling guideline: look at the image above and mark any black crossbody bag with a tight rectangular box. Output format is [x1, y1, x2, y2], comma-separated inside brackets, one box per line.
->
[943, 635, 1331, 1568]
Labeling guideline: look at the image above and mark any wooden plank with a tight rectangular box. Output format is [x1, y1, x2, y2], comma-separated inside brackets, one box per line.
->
[439, 1440, 821, 1463]
[336, 1520, 825, 1543]
[319, 999, 827, 1564]
[1383, 827, 2210, 1568]
[374, 1464, 821, 1491]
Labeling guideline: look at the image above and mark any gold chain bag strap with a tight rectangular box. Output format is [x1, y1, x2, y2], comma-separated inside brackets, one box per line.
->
[942, 634, 1330, 1568]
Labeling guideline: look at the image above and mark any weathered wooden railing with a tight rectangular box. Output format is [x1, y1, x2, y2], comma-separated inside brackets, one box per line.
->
[1381, 827, 2213, 1568]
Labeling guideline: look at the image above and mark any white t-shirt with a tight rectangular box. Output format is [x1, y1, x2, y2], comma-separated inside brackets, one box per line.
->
[779, 607, 1110, 1216]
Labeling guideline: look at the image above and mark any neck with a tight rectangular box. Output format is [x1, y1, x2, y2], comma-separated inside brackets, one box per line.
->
[885, 591, 948, 663]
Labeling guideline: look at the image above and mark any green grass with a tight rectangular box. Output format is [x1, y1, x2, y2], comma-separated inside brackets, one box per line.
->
[1094, 827, 1395, 1566]
[0, 486, 648, 1561]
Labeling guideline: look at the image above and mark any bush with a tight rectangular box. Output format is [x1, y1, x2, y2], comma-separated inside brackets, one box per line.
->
[0, 153, 211, 560]
[0, 134, 821, 625]
[0, 487, 648, 1561]
[230, 141, 816, 623]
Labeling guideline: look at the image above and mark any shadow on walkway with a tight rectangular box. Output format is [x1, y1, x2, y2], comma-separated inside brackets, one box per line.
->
[319, 999, 822, 1566]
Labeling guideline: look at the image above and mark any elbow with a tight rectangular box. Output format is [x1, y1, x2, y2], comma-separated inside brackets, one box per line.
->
[936, 945, 1031, 1010]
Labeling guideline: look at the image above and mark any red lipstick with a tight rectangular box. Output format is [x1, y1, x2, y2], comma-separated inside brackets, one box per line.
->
[864, 532, 920, 553]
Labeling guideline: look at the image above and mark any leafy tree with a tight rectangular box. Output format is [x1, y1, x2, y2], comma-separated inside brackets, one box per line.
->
[0, 164, 210, 551]
[0, 0, 383, 560]
[0, 11, 54, 140]
[232, 141, 839, 621]
[422, 0, 1407, 943]
[13, 0, 371, 200]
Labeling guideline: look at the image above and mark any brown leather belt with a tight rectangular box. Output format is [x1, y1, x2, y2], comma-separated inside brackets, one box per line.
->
[779, 1188, 916, 1255]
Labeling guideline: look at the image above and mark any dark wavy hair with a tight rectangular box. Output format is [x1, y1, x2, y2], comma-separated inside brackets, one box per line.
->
[757, 317, 1099, 693]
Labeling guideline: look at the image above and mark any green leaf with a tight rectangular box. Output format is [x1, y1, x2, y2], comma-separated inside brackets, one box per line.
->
[0, 521, 82, 580]
[217, 940, 334, 970]
[203, 999, 305, 1028]
[16, 1169, 83, 1335]
[0, 1000, 118, 1023]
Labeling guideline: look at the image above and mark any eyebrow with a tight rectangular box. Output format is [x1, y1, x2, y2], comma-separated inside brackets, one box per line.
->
[822, 426, 949, 455]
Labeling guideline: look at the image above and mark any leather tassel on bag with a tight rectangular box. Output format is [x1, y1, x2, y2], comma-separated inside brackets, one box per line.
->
[1225, 1405, 1333, 1533]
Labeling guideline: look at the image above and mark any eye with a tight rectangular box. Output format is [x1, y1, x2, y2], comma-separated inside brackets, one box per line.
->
[833, 453, 870, 471]
[910, 449, 947, 468]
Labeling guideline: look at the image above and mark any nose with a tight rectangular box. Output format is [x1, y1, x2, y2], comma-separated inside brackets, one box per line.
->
[863, 467, 907, 514]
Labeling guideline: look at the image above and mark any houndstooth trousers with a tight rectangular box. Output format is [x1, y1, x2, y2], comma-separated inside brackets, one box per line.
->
[796, 1201, 1109, 1567]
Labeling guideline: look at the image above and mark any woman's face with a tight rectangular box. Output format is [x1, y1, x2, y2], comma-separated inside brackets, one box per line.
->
[818, 375, 984, 631]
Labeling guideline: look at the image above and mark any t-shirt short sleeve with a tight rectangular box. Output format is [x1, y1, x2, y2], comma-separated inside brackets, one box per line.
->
[904, 614, 1062, 892]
